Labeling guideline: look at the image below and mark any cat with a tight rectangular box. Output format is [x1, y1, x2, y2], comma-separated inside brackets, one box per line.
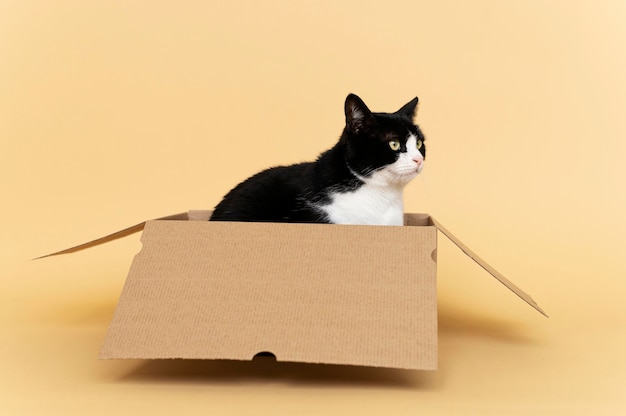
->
[210, 93, 425, 226]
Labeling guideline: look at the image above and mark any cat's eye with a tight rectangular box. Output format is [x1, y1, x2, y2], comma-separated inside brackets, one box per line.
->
[416, 139, 423, 150]
[388, 140, 400, 151]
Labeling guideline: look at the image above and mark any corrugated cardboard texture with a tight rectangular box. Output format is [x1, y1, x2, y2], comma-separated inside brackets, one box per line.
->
[100, 219, 438, 370]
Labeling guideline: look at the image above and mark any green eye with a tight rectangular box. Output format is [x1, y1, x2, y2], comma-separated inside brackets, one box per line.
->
[388, 140, 400, 151]
[416, 139, 423, 150]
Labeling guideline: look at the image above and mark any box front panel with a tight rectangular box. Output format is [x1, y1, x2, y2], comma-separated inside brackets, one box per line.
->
[100, 221, 438, 370]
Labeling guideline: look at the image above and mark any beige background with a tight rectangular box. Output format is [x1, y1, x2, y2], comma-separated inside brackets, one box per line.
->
[2, 1, 625, 414]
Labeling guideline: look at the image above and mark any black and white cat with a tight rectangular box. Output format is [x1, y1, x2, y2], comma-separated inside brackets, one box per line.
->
[210, 94, 425, 226]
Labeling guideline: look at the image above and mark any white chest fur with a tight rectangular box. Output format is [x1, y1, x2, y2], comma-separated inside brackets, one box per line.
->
[318, 133, 423, 226]
[320, 180, 405, 226]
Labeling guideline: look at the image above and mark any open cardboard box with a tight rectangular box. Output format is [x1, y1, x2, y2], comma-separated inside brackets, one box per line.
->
[41, 210, 546, 371]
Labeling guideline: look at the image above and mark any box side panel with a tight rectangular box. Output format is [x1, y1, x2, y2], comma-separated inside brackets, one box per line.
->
[403, 213, 431, 227]
[100, 221, 438, 370]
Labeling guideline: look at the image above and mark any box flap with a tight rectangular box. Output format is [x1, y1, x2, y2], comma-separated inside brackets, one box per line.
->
[34, 212, 202, 259]
[99, 220, 439, 370]
[430, 217, 548, 317]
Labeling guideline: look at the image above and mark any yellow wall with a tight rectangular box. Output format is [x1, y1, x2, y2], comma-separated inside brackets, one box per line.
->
[2, 1, 625, 414]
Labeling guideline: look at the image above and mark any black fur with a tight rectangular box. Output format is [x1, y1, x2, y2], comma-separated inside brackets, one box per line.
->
[210, 94, 425, 223]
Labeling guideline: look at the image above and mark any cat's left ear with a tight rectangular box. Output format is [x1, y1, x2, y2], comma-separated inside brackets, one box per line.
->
[396, 97, 419, 119]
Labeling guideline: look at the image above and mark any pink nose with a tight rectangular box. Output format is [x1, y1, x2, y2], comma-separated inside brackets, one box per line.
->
[413, 157, 423, 167]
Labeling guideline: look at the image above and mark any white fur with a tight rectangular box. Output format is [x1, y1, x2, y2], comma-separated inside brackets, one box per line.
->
[319, 134, 424, 226]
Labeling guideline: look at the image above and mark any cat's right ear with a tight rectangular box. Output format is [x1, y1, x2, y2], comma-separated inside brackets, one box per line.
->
[345, 94, 374, 134]
[396, 97, 419, 119]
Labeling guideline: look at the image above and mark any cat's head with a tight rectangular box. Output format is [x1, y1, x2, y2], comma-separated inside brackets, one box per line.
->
[341, 93, 426, 187]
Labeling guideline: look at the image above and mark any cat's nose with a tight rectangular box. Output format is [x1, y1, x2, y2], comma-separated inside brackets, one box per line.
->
[413, 157, 423, 167]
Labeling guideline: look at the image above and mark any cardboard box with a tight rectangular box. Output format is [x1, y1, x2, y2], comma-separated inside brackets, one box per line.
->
[41, 211, 546, 370]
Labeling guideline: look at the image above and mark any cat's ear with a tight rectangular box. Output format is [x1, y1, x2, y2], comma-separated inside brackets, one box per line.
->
[396, 97, 419, 119]
[345, 93, 374, 134]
